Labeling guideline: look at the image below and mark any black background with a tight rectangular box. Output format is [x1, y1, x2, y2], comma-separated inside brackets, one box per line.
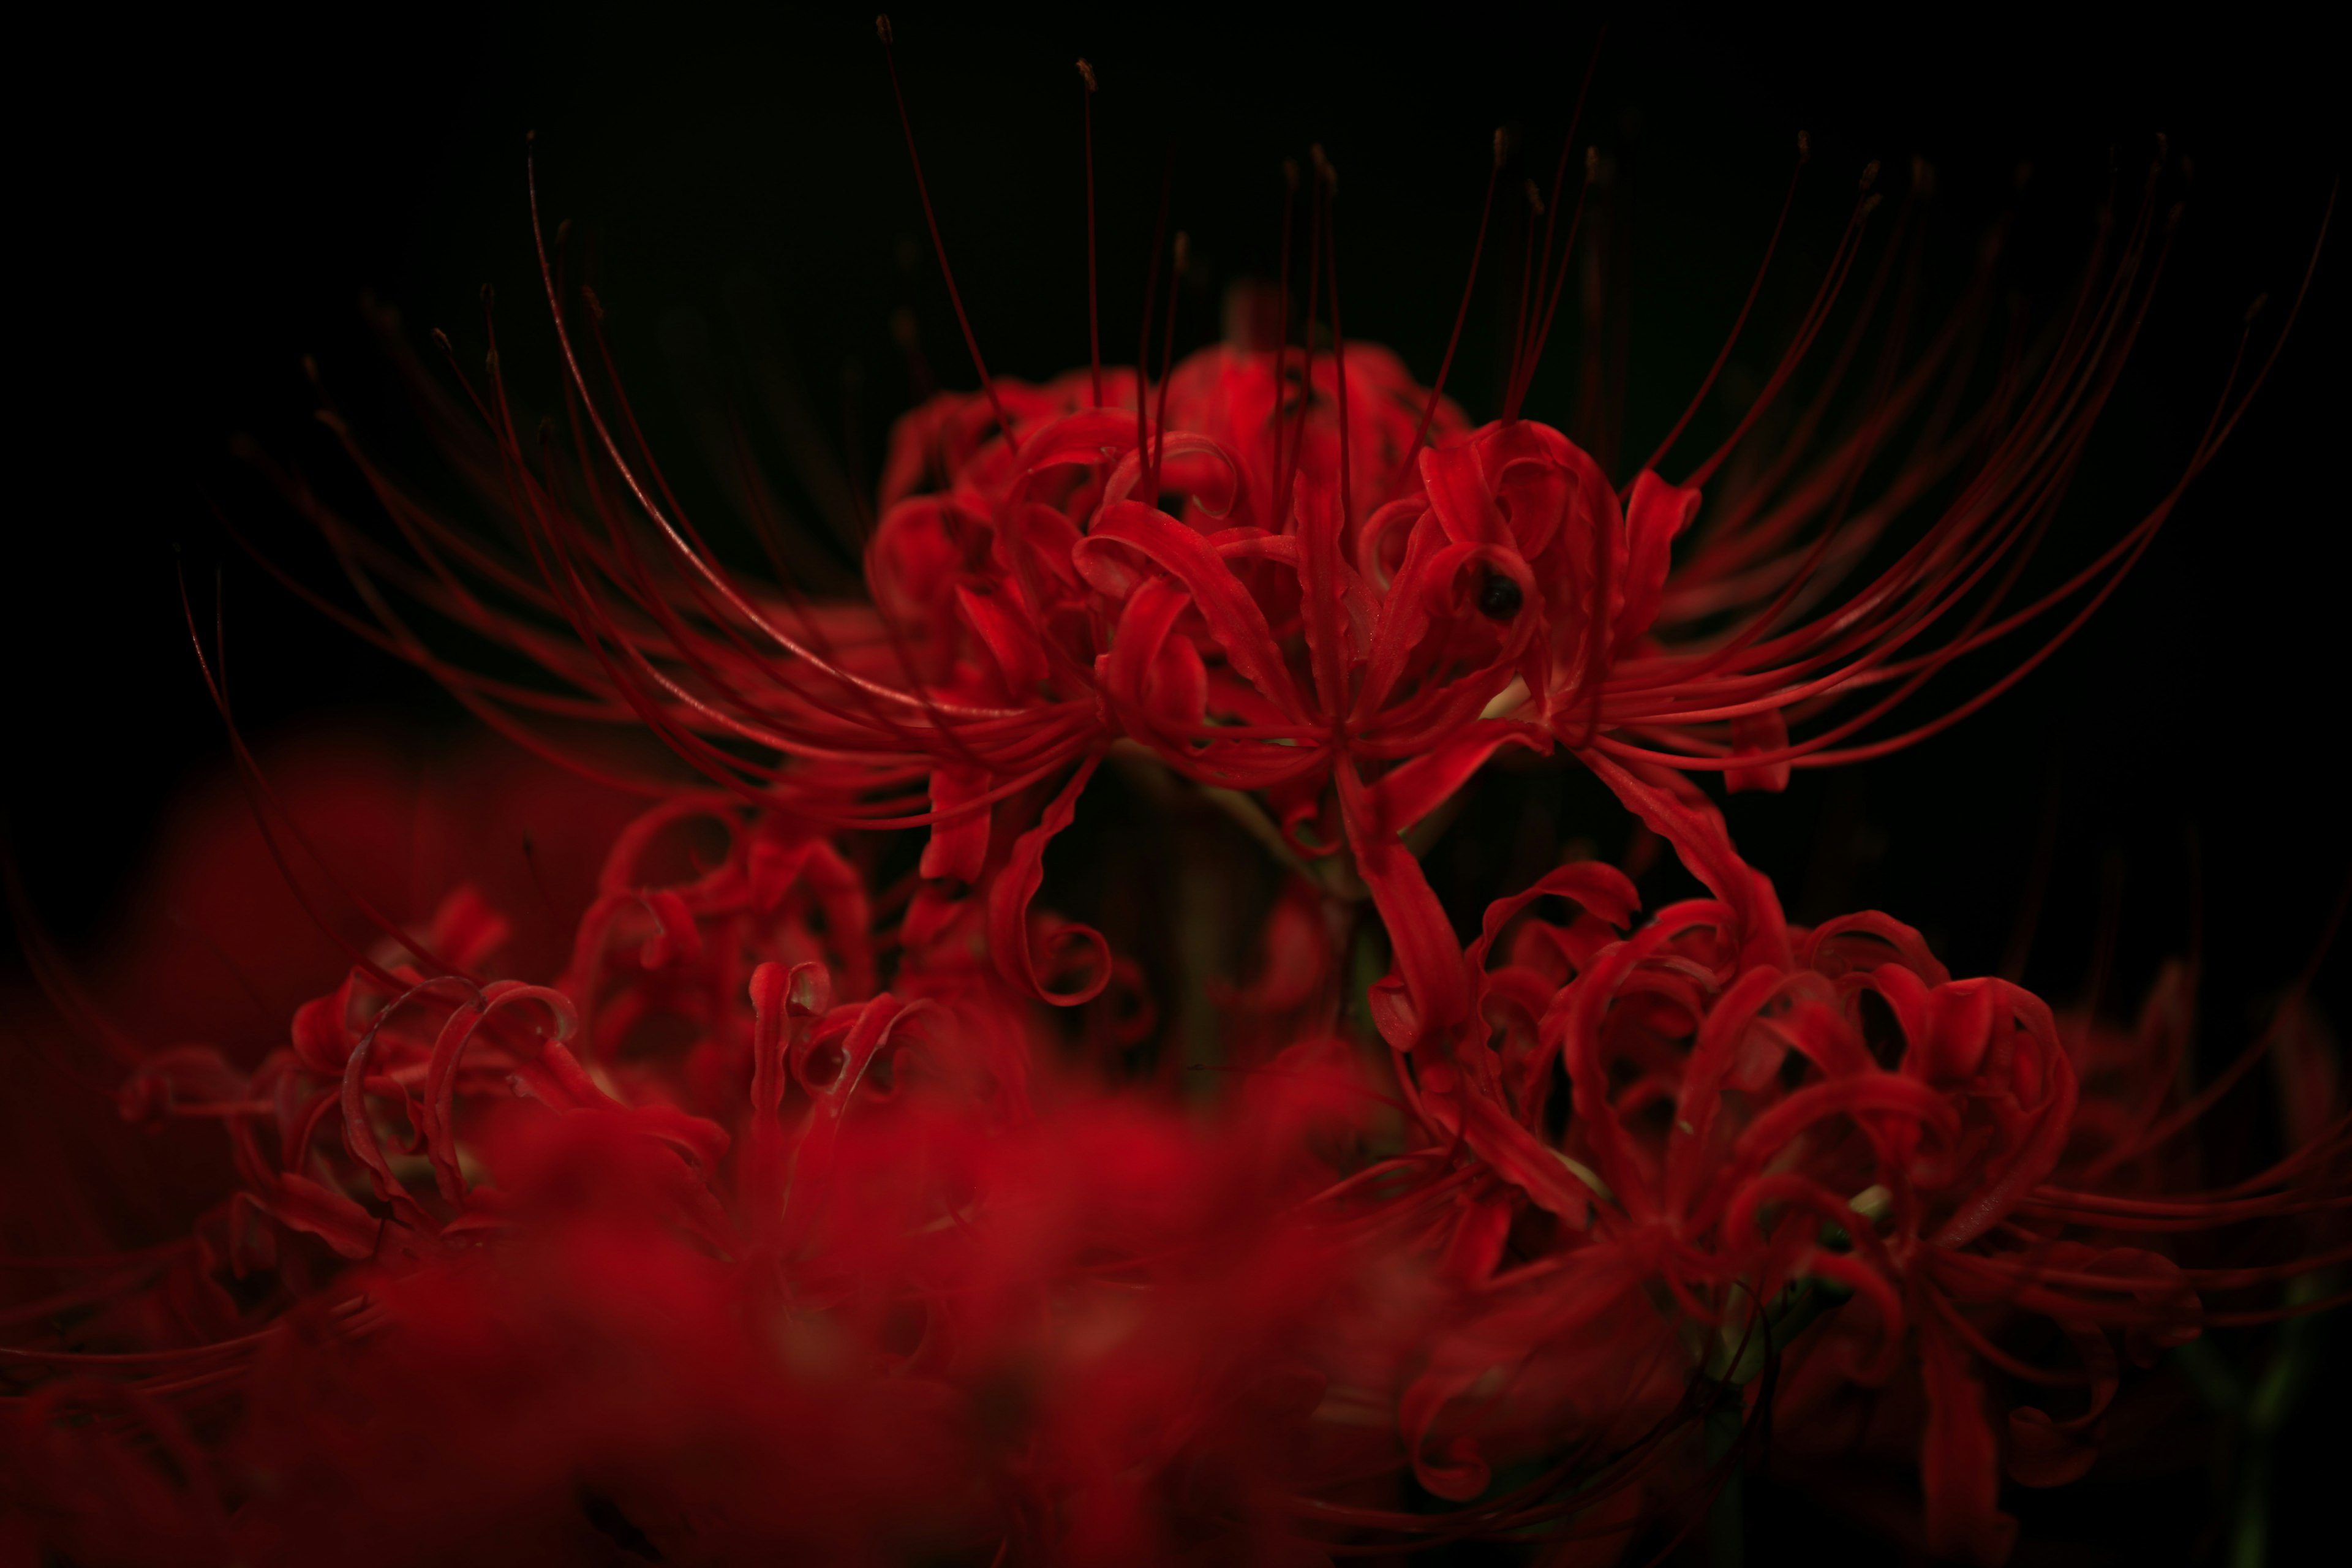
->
[7, 4, 2346, 1561]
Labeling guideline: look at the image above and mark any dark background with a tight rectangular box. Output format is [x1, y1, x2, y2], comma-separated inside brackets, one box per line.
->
[7, 4, 2345, 1561]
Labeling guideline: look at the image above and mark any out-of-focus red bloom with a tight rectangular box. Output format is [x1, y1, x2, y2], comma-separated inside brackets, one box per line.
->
[7, 726, 2346, 1563]
[1, 757, 1669, 1562]
[4, 765, 1307, 1559]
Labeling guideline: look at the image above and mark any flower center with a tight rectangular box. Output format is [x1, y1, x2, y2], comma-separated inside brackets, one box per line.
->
[1476, 569, 1523, 621]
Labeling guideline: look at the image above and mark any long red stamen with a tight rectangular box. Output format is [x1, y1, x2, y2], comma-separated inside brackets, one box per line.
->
[1391, 130, 1505, 496]
[1137, 153, 1172, 486]
[1635, 137, 1812, 477]
[1271, 159, 1298, 526]
[1501, 29, 1606, 419]
[1150, 233, 1188, 498]
[1506, 149, 1595, 424]
[875, 16, 1012, 436]
[1504, 179, 1542, 415]
[174, 571, 419, 992]
[1680, 149, 1874, 489]
[1278, 172, 1324, 526]
[1317, 152, 1352, 530]
[527, 141, 1023, 728]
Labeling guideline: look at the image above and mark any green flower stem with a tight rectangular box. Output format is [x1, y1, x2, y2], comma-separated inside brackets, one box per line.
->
[2229, 1446, 2270, 1568]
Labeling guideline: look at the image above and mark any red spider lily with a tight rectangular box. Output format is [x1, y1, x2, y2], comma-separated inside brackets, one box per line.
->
[1361, 757, 2348, 1564]
[248, 129, 2324, 1063]
[5, 761, 1715, 1562]
[6, 729, 2346, 1564]
[12, 26, 2342, 1562]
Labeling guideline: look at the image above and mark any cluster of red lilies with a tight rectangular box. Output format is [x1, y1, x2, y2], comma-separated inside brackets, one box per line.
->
[4, 97, 2342, 1566]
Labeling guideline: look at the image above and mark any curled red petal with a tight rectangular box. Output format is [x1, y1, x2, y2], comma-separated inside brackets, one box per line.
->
[1580, 750, 1792, 969]
[423, 980, 578, 1204]
[1370, 722, 1550, 839]
[987, 754, 1111, 1005]
[1079, 500, 1305, 717]
[1617, 469, 1702, 655]
[918, 766, 994, 887]
[1337, 758, 1468, 1042]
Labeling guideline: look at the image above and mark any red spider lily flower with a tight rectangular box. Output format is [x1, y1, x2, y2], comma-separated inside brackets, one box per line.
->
[4, 759, 1709, 1562]
[1363, 758, 2346, 1564]
[4, 648, 2343, 1564]
[14, 24, 2341, 1566]
[260, 128, 2321, 1060]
